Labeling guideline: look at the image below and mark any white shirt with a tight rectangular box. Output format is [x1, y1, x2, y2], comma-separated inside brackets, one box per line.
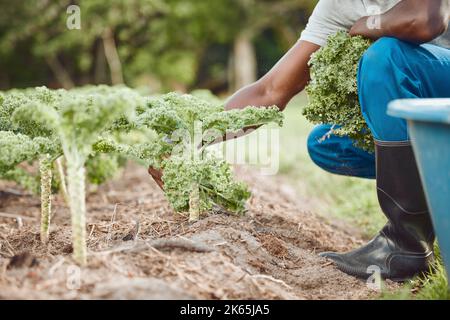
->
[300, 0, 450, 48]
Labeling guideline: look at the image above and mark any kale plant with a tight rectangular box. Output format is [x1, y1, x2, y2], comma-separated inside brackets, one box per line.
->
[1, 87, 283, 263]
[11, 86, 145, 264]
[0, 131, 60, 242]
[95, 92, 284, 221]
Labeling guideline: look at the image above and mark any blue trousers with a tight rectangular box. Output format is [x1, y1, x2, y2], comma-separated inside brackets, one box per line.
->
[308, 37, 450, 179]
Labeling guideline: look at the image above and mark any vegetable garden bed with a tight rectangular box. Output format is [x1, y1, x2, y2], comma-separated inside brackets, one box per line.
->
[0, 84, 400, 299]
[0, 163, 387, 299]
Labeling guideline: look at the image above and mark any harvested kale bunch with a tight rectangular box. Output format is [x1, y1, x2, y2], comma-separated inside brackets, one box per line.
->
[303, 31, 373, 152]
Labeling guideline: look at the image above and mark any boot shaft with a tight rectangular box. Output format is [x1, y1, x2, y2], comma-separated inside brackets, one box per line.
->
[375, 141, 434, 253]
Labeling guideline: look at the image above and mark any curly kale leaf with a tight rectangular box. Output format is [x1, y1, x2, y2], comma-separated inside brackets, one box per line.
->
[0, 89, 56, 137]
[85, 154, 121, 186]
[0, 131, 58, 170]
[202, 106, 283, 135]
[0, 131, 59, 193]
[11, 86, 142, 159]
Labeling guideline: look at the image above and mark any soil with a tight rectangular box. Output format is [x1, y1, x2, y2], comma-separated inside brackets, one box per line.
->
[0, 163, 394, 300]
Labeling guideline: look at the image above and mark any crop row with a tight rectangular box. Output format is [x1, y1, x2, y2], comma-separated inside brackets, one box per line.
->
[0, 86, 283, 265]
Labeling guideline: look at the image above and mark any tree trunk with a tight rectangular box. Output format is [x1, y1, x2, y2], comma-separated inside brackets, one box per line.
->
[94, 40, 108, 84]
[102, 28, 124, 85]
[46, 56, 75, 89]
[230, 32, 257, 92]
[0, 72, 10, 90]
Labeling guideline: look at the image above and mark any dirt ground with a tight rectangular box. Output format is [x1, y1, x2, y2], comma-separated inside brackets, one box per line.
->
[0, 163, 394, 300]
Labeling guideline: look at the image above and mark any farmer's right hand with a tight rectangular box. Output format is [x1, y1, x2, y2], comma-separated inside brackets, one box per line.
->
[148, 166, 164, 190]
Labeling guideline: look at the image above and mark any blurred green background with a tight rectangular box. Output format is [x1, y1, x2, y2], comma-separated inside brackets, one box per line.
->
[0, 0, 316, 92]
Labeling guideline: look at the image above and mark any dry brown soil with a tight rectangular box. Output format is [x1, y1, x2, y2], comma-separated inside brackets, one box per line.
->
[0, 163, 394, 299]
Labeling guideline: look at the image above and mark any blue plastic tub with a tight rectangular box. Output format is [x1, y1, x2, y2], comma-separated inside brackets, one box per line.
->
[388, 98, 450, 286]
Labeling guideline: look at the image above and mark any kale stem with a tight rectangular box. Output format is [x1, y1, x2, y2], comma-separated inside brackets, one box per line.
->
[66, 160, 87, 265]
[56, 156, 70, 207]
[39, 154, 52, 244]
[189, 183, 200, 222]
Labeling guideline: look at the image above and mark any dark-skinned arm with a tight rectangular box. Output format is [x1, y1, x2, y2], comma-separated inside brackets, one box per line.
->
[350, 0, 450, 43]
[223, 40, 320, 139]
[226, 40, 320, 112]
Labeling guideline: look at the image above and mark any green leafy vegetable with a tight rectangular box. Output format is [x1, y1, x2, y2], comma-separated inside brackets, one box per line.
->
[0, 131, 60, 242]
[96, 92, 283, 221]
[11, 86, 145, 265]
[163, 156, 251, 218]
[1, 86, 284, 263]
[85, 154, 122, 186]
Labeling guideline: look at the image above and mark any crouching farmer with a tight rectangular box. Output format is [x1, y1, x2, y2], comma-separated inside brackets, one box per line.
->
[150, 0, 450, 281]
[315, 35, 450, 280]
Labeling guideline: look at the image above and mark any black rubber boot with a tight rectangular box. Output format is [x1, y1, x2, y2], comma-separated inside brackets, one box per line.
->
[320, 141, 435, 281]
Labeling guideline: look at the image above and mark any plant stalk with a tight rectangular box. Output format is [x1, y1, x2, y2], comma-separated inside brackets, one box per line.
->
[189, 183, 201, 222]
[67, 161, 87, 265]
[39, 155, 53, 244]
[56, 157, 70, 206]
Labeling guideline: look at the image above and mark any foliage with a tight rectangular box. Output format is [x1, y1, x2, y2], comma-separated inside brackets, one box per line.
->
[1, 86, 283, 262]
[0, 130, 59, 190]
[0, 168, 41, 194]
[0, 0, 314, 91]
[0, 131, 57, 171]
[0, 87, 129, 192]
[303, 31, 373, 152]
[95, 92, 283, 220]
[163, 156, 251, 216]
[0, 130, 60, 242]
[86, 154, 123, 185]
[6, 85, 145, 264]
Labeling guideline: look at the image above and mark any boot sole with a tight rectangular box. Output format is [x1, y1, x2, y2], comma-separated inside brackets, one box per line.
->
[331, 258, 430, 283]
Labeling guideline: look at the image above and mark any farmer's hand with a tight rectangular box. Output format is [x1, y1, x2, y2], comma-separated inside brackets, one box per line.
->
[148, 166, 164, 190]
